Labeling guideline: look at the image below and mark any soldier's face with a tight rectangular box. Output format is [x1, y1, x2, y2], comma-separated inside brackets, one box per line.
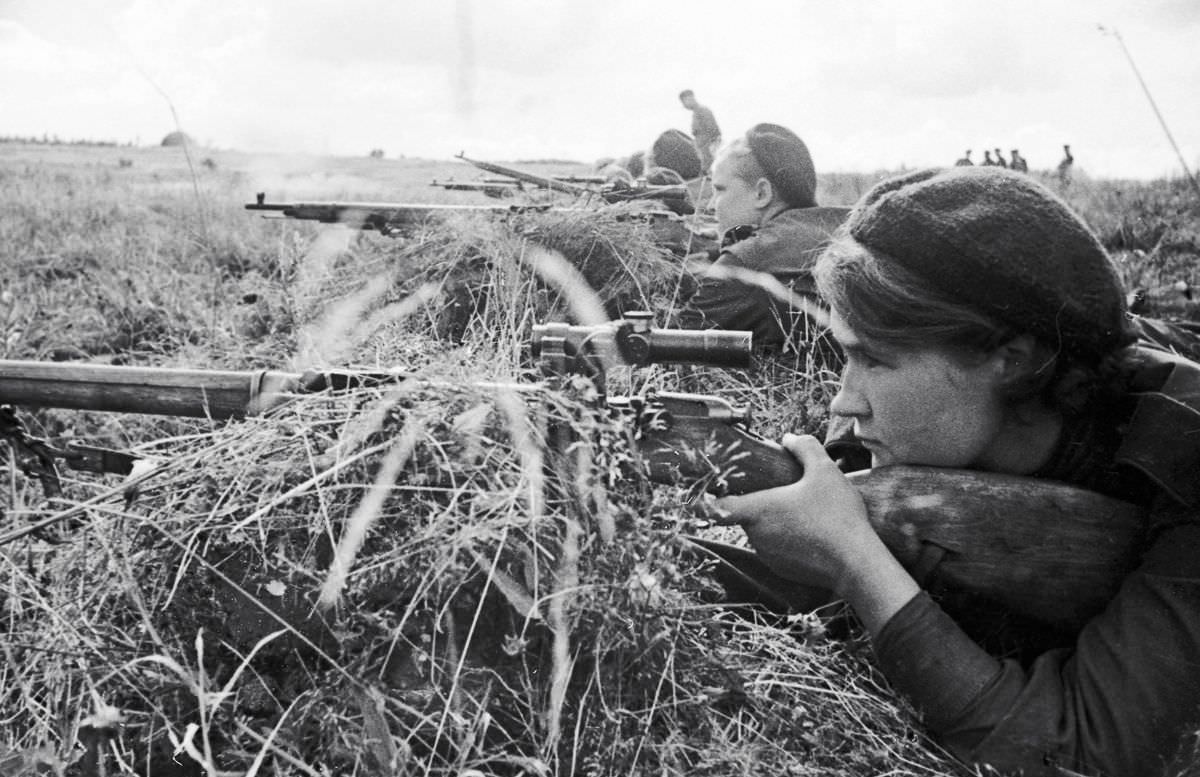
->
[711, 154, 762, 234]
[827, 311, 1008, 470]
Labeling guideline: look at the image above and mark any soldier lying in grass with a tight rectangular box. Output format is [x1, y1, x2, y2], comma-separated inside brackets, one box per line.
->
[714, 166, 1200, 776]
[678, 123, 848, 355]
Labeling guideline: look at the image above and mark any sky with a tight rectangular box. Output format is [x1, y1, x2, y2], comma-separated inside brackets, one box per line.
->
[2, 0, 1198, 180]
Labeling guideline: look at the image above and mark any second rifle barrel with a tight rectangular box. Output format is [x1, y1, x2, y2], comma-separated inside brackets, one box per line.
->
[0, 360, 301, 419]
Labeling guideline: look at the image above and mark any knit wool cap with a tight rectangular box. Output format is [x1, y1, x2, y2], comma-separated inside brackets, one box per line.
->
[746, 123, 817, 208]
[848, 166, 1132, 357]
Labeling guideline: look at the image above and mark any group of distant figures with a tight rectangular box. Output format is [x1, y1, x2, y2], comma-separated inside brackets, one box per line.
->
[955, 147, 1031, 172]
[954, 144, 1077, 186]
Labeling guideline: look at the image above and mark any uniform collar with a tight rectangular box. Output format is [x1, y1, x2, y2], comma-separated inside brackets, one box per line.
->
[1116, 347, 1200, 508]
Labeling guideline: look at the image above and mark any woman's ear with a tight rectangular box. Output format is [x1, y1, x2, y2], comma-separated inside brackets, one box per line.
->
[754, 177, 774, 207]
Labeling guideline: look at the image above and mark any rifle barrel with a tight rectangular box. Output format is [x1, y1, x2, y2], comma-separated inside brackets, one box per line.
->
[455, 154, 592, 196]
[0, 360, 301, 419]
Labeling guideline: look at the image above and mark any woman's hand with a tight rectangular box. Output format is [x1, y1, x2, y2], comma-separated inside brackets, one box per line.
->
[716, 434, 920, 634]
[715, 434, 873, 588]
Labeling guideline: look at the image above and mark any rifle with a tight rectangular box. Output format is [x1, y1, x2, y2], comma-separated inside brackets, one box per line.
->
[0, 317, 1145, 631]
[454, 153, 696, 215]
[426, 178, 693, 212]
[551, 174, 608, 185]
[0, 362, 402, 493]
[245, 193, 678, 235]
[531, 314, 1146, 632]
[428, 179, 520, 198]
[455, 152, 592, 196]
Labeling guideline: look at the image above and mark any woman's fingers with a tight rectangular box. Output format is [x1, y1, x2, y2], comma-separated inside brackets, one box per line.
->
[781, 433, 838, 471]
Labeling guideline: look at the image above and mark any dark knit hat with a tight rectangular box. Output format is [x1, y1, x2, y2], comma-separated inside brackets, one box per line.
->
[745, 123, 817, 208]
[847, 166, 1132, 357]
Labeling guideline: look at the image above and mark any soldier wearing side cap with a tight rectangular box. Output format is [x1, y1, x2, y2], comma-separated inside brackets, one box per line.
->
[678, 123, 848, 355]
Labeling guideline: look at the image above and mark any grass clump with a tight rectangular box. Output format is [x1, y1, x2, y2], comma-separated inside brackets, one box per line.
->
[0, 367, 965, 776]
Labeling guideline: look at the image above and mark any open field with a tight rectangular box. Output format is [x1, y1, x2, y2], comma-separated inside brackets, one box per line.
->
[1, 141, 1199, 776]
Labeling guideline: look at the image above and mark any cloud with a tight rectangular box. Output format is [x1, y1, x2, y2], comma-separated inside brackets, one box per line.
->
[0, 0, 1195, 178]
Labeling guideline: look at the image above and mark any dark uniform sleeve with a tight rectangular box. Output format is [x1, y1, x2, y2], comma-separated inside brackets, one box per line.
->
[677, 254, 792, 348]
[873, 512, 1200, 776]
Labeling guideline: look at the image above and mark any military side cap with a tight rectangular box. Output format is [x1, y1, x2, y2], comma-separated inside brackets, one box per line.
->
[746, 123, 817, 208]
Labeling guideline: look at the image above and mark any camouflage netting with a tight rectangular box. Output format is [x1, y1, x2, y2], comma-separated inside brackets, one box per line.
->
[1, 371, 967, 777]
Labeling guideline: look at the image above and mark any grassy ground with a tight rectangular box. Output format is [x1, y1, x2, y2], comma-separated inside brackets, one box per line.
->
[1, 142, 1198, 776]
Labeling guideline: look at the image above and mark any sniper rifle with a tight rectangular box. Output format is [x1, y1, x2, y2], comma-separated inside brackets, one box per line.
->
[245, 192, 679, 236]
[0, 315, 1145, 632]
[531, 313, 1146, 633]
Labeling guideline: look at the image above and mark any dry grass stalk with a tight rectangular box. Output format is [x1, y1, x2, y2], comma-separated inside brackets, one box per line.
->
[0, 174, 977, 776]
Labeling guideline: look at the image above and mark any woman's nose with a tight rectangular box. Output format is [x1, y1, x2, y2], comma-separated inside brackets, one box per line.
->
[829, 371, 868, 419]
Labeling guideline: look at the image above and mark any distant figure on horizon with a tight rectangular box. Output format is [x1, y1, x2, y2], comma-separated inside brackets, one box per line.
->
[955, 149, 974, 166]
[993, 148, 1008, 168]
[679, 89, 722, 175]
[982, 150, 996, 166]
[1010, 148, 1029, 173]
[1058, 144, 1075, 186]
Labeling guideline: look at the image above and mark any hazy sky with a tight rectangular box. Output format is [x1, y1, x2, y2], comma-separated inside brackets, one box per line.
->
[2, 0, 1198, 179]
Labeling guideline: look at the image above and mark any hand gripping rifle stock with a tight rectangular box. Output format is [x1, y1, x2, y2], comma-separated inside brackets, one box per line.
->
[625, 391, 1145, 632]
[532, 315, 1146, 632]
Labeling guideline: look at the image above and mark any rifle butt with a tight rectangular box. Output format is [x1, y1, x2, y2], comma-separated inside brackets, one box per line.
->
[852, 466, 1145, 631]
[637, 420, 1145, 631]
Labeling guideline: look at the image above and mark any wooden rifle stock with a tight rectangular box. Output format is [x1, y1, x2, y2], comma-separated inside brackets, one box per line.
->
[627, 391, 1145, 632]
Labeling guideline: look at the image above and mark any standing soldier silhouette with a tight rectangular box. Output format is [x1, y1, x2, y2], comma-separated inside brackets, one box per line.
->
[678, 89, 722, 175]
[1057, 144, 1075, 186]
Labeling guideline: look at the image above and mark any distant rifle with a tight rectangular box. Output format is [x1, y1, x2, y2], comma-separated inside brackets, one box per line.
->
[531, 313, 1146, 632]
[245, 193, 678, 236]
[454, 153, 695, 215]
[551, 174, 608, 185]
[428, 179, 520, 198]
[455, 152, 591, 196]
